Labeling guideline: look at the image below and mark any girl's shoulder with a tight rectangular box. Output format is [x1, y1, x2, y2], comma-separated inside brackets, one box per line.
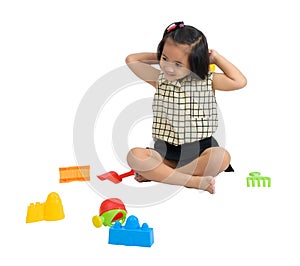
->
[185, 72, 213, 88]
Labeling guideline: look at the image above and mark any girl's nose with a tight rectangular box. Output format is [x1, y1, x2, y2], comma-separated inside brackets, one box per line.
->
[164, 63, 175, 73]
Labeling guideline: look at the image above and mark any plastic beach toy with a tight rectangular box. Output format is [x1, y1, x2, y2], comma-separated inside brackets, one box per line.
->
[26, 192, 65, 223]
[97, 169, 135, 184]
[92, 198, 127, 228]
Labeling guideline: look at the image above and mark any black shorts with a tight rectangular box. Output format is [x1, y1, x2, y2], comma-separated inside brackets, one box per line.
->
[152, 137, 234, 171]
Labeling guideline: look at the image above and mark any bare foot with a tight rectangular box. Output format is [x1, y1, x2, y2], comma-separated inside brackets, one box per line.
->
[134, 172, 215, 193]
[185, 176, 216, 194]
[134, 172, 152, 183]
[204, 177, 215, 194]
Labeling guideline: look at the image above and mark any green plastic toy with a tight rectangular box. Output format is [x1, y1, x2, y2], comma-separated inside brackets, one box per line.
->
[246, 172, 271, 187]
[92, 198, 127, 228]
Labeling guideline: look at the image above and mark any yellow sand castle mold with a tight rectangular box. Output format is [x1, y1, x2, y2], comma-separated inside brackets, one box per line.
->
[59, 165, 90, 183]
[26, 192, 65, 223]
[26, 202, 44, 223]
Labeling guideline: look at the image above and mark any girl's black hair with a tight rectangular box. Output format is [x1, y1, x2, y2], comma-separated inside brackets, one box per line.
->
[157, 22, 210, 80]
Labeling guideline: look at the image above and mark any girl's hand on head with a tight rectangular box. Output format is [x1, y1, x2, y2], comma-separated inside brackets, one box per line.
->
[209, 49, 219, 64]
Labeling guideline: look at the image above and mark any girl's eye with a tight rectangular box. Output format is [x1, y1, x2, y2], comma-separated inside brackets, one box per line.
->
[175, 62, 182, 68]
[162, 56, 167, 61]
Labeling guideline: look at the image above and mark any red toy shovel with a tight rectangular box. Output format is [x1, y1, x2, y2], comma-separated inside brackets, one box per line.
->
[97, 169, 135, 184]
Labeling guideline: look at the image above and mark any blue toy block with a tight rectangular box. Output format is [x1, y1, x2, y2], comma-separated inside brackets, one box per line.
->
[108, 215, 154, 247]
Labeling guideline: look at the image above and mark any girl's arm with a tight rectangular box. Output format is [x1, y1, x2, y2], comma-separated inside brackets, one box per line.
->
[125, 53, 160, 88]
[209, 49, 247, 91]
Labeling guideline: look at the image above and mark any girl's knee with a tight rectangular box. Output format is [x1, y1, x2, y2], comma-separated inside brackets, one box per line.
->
[203, 147, 231, 170]
[221, 148, 231, 164]
[127, 148, 149, 162]
[126, 147, 162, 172]
[127, 148, 151, 169]
[127, 148, 144, 167]
[216, 148, 231, 171]
[203, 146, 229, 156]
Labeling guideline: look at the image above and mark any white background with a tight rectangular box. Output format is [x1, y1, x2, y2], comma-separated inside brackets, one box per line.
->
[1, 0, 300, 265]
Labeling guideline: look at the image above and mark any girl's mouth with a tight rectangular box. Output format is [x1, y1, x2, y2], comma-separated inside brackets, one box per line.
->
[164, 71, 176, 79]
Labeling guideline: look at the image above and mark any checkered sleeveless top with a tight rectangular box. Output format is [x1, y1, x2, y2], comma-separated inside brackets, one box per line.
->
[152, 72, 218, 146]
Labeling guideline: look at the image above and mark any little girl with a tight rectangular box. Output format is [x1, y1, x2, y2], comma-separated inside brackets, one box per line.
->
[126, 21, 247, 194]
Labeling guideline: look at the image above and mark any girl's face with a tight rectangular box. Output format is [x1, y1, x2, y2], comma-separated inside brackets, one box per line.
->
[160, 38, 191, 81]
